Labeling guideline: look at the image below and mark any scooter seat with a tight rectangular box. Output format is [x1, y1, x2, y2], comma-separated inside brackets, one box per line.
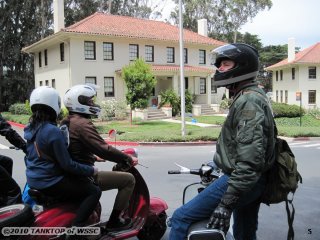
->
[28, 189, 59, 206]
[187, 219, 234, 240]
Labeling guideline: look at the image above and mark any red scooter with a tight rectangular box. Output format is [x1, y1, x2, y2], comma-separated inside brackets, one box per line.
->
[0, 148, 168, 240]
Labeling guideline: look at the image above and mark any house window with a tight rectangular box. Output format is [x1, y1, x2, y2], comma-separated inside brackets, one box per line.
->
[199, 50, 206, 64]
[52, 79, 55, 88]
[45, 80, 49, 86]
[211, 78, 217, 93]
[85, 76, 96, 85]
[167, 47, 174, 63]
[38, 52, 42, 67]
[184, 48, 188, 64]
[145, 45, 154, 62]
[276, 90, 278, 102]
[280, 90, 283, 103]
[280, 70, 283, 80]
[39, 81, 43, 86]
[84, 41, 96, 60]
[185, 77, 188, 90]
[129, 44, 139, 61]
[276, 71, 278, 81]
[309, 67, 316, 79]
[200, 78, 206, 94]
[103, 42, 114, 61]
[60, 43, 64, 62]
[285, 90, 288, 103]
[308, 90, 316, 104]
[292, 68, 295, 80]
[104, 77, 114, 97]
[44, 49, 48, 66]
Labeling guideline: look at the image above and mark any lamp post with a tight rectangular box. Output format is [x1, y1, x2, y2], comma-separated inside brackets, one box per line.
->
[179, 0, 186, 137]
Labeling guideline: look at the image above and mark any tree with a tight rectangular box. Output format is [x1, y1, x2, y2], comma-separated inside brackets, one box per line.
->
[122, 58, 156, 122]
[170, 0, 272, 43]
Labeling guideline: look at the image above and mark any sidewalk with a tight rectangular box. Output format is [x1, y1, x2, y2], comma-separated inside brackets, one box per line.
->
[161, 118, 220, 128]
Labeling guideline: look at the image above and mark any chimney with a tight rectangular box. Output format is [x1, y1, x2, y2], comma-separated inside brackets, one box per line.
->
[53, 0, 65, 33]
[197, 19, 208, 37]
[288, 37, 295, 62]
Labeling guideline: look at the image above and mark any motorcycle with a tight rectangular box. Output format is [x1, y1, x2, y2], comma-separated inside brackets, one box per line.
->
[0, 148, 168, 240]
[168, 162, 234, 240]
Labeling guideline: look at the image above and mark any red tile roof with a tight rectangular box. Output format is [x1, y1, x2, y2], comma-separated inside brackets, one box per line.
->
[266, 42, 320, 70]
[63, 12, 225, 46]
[116, 64, 214, 74]
[151, 64, 214, 73]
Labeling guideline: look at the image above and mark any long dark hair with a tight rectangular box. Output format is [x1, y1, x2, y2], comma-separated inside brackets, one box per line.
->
[29, 104, 57, 129]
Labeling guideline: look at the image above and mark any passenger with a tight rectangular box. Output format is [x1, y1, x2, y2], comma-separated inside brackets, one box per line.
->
[24, 86, 101, 228]
[0, 113, 27, 206]
[61, 84, 138, 231]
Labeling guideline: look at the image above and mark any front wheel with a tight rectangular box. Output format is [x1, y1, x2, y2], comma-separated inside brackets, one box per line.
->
[137, 211, 167, 240]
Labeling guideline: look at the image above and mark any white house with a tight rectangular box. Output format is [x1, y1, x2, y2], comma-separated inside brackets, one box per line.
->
[266, 39, 320, 109]
[22, 1, 226, 118]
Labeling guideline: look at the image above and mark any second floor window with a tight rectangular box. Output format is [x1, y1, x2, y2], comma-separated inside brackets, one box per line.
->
[85, 76, 96, 85]
[45, 80, 49, 86]
[280, 70, 283, 80]
[200, 78, 206, 94]
[129, 44, 139, 61]
[60, 43, 64, 62]
[292, 68, 295, 80]
[308, 90, 316, 104]
[309, 66, 316, 79]
[52, 79, 55, 88]
[38, 52, 42, 67]
[167, 47, 174, 63]
[145, 45, 154, 62]
[104, 77, 114, 97]
[199, 50, 206, 64]
[84, 41, 96, 60]
[44, 49, 48, 66]
[103, 42, 114, 61]
[184, 48, 188, 64]
[276, 71, 278, 81]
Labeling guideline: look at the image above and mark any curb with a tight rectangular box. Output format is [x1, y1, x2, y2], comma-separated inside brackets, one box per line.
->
[8, 121, 26, 129]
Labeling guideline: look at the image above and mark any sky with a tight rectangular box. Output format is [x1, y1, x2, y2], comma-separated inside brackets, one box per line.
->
[159, 0, 320, 50]
[240, 0, 320, 49]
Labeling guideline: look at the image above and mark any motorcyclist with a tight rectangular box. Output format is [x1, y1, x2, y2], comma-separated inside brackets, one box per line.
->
[169, 43, 276, 240]
[24, 86, 101, 230]
[61, 84, 138, 231]
[0, 113, 27, 207]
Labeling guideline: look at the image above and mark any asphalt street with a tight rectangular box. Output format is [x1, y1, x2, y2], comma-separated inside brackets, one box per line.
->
[1, 126, 320, 240]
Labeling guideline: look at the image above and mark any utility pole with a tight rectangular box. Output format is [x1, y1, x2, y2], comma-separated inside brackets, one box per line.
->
[179, 0, 185, 137]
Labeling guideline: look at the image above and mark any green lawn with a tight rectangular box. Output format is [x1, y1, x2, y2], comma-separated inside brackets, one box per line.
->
[3, 112, 320, 142]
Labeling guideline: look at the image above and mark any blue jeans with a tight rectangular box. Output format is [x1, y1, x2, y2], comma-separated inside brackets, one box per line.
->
[169, 174, 265, 240]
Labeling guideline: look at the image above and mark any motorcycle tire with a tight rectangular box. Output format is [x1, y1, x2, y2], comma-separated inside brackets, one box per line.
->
[0, 204, 34, 228]
[137, 211, 167, 240]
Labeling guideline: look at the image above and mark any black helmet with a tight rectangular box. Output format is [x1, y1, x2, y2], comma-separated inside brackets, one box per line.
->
[211, 43, 259, 87]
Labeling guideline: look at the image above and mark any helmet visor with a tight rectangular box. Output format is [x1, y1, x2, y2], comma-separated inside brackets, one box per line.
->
[210, 44, 240, 66]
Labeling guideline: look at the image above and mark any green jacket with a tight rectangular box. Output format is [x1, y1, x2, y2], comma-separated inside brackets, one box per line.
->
[214, 83, 276, 196]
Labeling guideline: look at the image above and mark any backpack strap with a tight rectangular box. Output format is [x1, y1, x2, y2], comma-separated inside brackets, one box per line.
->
[286, 198, 295, 240]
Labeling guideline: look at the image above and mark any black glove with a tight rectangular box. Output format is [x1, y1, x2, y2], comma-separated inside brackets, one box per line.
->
[207, 192, 239, 234]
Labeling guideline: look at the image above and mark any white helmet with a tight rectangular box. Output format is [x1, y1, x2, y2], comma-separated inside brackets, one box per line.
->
[64, 84, 101, 116]
[30, 86, 61, 117]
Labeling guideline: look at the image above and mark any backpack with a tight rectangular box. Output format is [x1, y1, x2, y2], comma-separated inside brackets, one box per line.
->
[261, 125, 303, 240]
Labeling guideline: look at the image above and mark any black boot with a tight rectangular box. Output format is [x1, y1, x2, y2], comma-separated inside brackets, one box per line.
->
[105, 209, 132, 231]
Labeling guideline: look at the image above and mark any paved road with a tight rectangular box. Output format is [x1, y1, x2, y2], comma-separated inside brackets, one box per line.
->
[1, 127, 320, 239]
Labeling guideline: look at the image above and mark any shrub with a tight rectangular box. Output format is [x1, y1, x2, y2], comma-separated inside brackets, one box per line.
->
[99, 99, 128, 121]
[159, 89, 180, 116]
[271, 102, 305, 118]
[9, 103, 30, 115]
[219, 98, 232, 111]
